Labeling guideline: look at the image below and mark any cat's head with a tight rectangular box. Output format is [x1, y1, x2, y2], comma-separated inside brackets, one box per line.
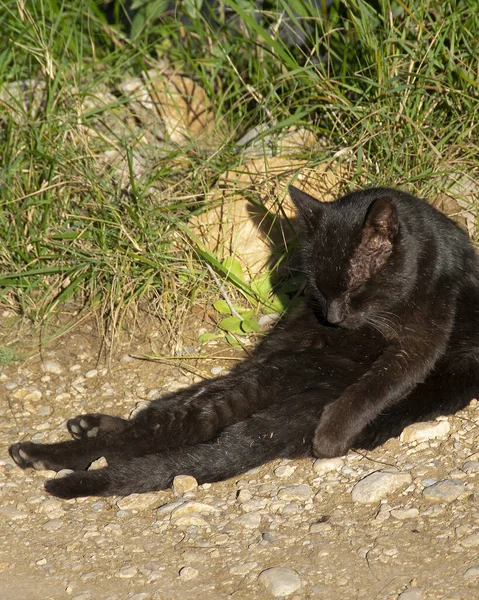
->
[289, 185, 404, 330]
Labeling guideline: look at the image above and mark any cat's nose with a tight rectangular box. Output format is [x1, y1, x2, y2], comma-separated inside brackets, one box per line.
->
[326, 300, 344, 324]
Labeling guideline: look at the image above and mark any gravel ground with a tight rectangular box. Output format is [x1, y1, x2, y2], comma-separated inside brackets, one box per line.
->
[1, 326, 479, 600]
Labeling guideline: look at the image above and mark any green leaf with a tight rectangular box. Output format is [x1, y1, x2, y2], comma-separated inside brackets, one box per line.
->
[225, 334, 242, 349]
[251, 273, 273, 301]
[240, 317, 260, 333]
[213, 299, 232, 314]
[218, 316, 244, 334]
[198, 332, 223, 344]
[222, 257, 245, 282]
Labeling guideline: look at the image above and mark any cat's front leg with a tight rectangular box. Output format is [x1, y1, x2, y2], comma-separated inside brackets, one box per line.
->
[312, 320, 451, 458]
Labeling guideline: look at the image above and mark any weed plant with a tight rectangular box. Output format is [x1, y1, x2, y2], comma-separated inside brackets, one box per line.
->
[1, 0, 479, 339]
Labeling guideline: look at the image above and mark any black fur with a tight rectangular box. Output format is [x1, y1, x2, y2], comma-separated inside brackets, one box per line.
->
[9, 186, 479, 498]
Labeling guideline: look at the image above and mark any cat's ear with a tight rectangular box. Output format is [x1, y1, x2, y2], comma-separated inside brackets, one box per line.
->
[364, 197, 399, 241]
[289, 185, 322, 228]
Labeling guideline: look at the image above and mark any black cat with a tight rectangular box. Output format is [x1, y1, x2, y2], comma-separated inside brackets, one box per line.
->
[9, 186, 479, 498]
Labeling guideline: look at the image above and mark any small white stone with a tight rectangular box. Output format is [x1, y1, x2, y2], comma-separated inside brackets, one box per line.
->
[258, 567, 302, 597]
[42, 360, 63, 375]
[156, 500, 186, 518]
[462, 461, 479, 474]
[171, 514, 210, 529]
[398, 588, 423, 600]
[460, 533, 479, 548]
[179, 566, 199, 581]
[464, 566, 479, 580]
[85, 369, 98, 379]
[88, 457, 107, 470]
[170, 501, 220, 518]
[313, 457, 344, 475]
[55, 469, 74, 479]
[400, 420, 450, 443]
[230, 513, 262, 529]
[210, 366, 224, 375]
[274, 465, 296, 478]
[390, 507, 419, 520]
[351, 471, 412, 504]
[172, 475, 198, 495]
[116, 492, 161, 511]
[0, 507, 28, 520]
[277, 484, 311, 502]
[240, 498, 268, 512]
[117, 566, 137, 579]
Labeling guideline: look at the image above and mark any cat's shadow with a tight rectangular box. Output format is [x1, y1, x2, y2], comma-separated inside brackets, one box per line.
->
[244, 191, 305, 301]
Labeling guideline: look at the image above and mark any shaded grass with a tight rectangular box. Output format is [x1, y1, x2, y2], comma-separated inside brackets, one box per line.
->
[1, 0, 479, 339]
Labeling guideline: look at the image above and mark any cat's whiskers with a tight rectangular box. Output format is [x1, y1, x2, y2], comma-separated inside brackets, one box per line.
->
[366, 312, 401, 339]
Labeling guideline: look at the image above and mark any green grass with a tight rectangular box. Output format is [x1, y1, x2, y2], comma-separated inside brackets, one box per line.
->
[1, 0, 479, 338]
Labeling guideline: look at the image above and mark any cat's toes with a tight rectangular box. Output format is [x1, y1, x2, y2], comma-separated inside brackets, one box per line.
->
[9, 442, 53, 470]
[67, 414, 102, 439]
[67, 414, 127, 440]
[312, 427, 352, 459]
[45, 469, 110, 499]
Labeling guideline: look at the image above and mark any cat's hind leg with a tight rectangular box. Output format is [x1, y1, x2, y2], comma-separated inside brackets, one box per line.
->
[9, 439, 103, 472]
[45, 398, 322, 499]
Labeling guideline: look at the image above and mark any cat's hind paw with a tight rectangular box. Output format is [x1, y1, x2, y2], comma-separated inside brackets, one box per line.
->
[67, 414, 128, 440]
[9, 442, 60, 471]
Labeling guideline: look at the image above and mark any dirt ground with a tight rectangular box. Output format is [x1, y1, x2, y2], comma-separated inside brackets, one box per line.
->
[1, 318, 478, 600]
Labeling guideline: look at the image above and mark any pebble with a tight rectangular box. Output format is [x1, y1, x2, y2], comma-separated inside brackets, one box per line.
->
[258, 313, 280, 327]
[12, 388, 42, 402]
[398, 588, 423, 600]
[117, 566, 137, 578]
[171, 514, 210, 529]
[116, 493, 161, 511]
[173, 475, 198, 495]
[230, 513, 262, 529]
[42, 360, 63, 375]
[390, 507, 419, 520]
[43, 518, 63, 530]
[210, 366, 224, 375]
[156, 500, 185, 518]
[313, 457, 344, 475]
[240, 498, 268, 512]
[55, 469, 74, 479]
[422, 479, 465, 503]
[84, 369, 98, 379]
[351, 471, 412, 504]
[170, 501, 220, 518]
[400, 420, 450, 443]
[460, 533, 479, 548]
[277, 484, 311, 502]
[462, 461, 479, 474]
[0, 507, 28, 520]
[179, 566, 199, 580]
[88, 457, 107, 470]
[274, 465, 296, 478]
[464, 566, 479, 580]
[258, 567, 302, 597]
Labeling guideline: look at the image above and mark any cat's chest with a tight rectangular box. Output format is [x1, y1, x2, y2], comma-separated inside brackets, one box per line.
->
[316, 325, 386, 363]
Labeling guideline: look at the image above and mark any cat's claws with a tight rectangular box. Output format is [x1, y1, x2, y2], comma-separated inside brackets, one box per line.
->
[9, 442, 49, 470]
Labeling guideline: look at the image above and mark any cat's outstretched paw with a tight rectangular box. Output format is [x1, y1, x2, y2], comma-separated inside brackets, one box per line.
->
[312, 404, 354, 458]
[67, 414, 128, 440]
[45, 469, 110, 499]
[9, 442, 63, 471]
[312, 432, 351, 459]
